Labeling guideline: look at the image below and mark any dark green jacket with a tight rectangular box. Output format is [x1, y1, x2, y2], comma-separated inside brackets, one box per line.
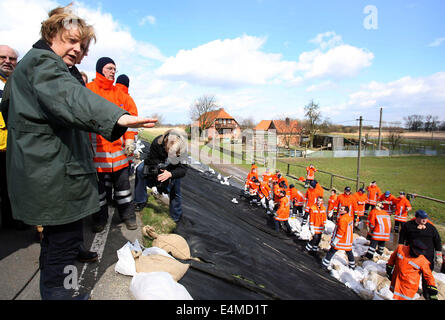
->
[0, 41, 128, 226]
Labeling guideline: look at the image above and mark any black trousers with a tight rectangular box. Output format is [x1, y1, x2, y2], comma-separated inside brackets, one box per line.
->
[394, 220, 405, 233]
[323, 247, 355, 269]
[93, 168, 135, 225]
[306, 233, 322, 252]
[365, 239, 386, 258]
[39, 219, 83, 299]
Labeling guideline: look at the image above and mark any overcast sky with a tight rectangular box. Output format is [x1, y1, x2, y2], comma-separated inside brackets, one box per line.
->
[1, 0, 444, 126]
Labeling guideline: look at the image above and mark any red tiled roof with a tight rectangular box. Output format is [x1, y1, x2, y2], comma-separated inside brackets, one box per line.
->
[254, 119, 299, 134]
[199, 108, 237, 126]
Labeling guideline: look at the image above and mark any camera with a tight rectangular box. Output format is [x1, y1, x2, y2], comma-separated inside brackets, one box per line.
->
[143, 161, 170, 194]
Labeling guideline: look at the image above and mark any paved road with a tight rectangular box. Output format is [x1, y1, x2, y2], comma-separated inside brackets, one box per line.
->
[0, 177, 144, 300]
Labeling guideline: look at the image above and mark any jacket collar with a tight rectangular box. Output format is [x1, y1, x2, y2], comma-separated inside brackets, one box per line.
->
[93, 72, 114, 90]
[0, 71, 7, 84]
[115, 83, 128, 94]
[32, 39, 85, 86]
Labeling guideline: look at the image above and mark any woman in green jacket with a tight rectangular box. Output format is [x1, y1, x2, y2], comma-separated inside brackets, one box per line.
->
[0, 5, 156, 299]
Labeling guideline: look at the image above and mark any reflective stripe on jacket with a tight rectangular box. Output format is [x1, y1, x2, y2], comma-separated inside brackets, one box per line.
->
[393, 197, 412, 222]
[275, 196, 290, 221]
[367, 208, 391, 241]
[309, 204, 327, 234]
[331, 213, 354, 251]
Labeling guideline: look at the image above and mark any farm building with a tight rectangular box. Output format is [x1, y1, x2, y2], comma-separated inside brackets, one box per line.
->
[198, 108, 241, 141]
[313, 134, 345, 150]
[254, 118, 301, 147]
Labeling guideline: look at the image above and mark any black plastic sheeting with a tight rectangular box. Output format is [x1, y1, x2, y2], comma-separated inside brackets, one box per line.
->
[175, 166, 361, 300]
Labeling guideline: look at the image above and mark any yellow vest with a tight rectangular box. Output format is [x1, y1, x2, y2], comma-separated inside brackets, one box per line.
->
[0, 112, 6, 151]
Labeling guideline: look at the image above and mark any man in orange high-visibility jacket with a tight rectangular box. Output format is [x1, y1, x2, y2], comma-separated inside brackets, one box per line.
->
[386, 240, 438, 300]
[262, 168, 273, 184]
[327, 189, 337, 220]
[364, 201, 392, 259]
[247, 176, 261, 206]
[86, 57, 136, 233]
[277, 172, 289, 188]
[305, 197, 327, 255]
[305, 164, 317, 186]
[273, 190, 292, 234]
[379, 191, 397, 215]
[393, 191, 412, 233]
[258, 178, 272, 210]
[322, 206, 356, 270]
[303, 180, 323, 226]
[244, 167, 259, 191]
[334, 186, 356, 221]
[289, 184, 305, 217]
[366, 180, 382, 213]
[353, 188, 368, 225]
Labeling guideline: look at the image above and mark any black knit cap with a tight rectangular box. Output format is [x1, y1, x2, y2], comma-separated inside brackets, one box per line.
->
[116, 74, 130, 88]
[96, 57, 115, 76]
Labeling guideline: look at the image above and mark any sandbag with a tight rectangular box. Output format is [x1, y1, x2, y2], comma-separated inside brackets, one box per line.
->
[143, 225, 193, 260]
[130, 272, 193, 300]
[134, 253, 190, 282]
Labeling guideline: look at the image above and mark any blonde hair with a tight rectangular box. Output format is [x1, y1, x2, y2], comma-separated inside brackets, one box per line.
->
[40, 3, 96, 46]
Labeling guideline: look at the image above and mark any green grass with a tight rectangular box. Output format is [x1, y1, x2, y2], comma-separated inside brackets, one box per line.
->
[139, 190, 177, 247]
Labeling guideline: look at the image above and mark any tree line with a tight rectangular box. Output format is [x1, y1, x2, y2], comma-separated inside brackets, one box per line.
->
[403, 114, 445, 132]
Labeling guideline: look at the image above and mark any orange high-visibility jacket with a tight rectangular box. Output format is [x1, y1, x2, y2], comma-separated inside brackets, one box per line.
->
[244, 170, 259, 189]
[248, 179, 259, 195]
[262, 171, 273, 183]
[309, 204, 327, 235]
[275, 196, 290, 221]
[393, 197, 412, 222]
[273, 184, 283, 202]
[330, 213, 354, 251]
[305, 187, 323, 213]
[327, 194, 338, 214]
[115, 83, 139, 141]
[258, 181, 271, 199]
[290, 188, 305, 206]
[87, 73, 129, 173]
[378, 193, 397, 214]
[353, 192, 368, 219]
[388, 245, 436, 300]
[306, 166, 317, 180]
[334, 193, 356, 218]
[367, 208, 391, 241]
[366, 185, 382, 205]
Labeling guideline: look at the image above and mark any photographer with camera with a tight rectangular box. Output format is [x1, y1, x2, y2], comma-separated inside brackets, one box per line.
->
[134, 129, 188, 222]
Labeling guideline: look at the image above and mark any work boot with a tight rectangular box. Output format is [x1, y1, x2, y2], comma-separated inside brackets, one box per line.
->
[135, 203, 146, 212]
[77, 247, 99, 263]
[124, 217, 137, 230]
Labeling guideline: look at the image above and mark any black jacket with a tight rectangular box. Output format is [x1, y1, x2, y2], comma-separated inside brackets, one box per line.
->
[147, 135, 187, 179]
[398, 219, 442, 263]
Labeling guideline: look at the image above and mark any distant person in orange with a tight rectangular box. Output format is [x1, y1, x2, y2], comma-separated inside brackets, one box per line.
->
[386, 240, 438, 300]
[244, 167, 259, 192]
[302, 180, 323, 226]
[353, 188, 368, 226]
[305, 164, 317, 187]
[379, 191, 397, 215]
[276, 171, 289, 188]
[305, 196, 327, 255]
[247, 176, 260, 205]
[262, 167, 273, 183]
[322, 205, 355, 271]
[364, 201, 391, 259]
[327, 189, 337, 220]
[393, 191, 412, 233]
[334, 186, 355, 221]
[273, 190, 292, 234]
[366, 180, 381, 213]
[258, 177, 272, 211]
[289, 184, 305, 217]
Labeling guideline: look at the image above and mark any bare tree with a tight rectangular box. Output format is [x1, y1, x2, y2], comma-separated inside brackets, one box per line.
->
[189, 94, 219, 132]
[403, 114, 424, 131]
[387, 126, 403, 150]
[239, 116, 256, 130]
[304, 99, 322, 147]
[150, 112, 165, 126]
[424, 114, 440, 132]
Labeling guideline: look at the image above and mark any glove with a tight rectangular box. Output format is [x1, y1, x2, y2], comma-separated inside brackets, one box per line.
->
[435, 251, 442, 264]
[124, 139, 135, 156]
[386, 264, 394, 280]
[426, 285, 438, 300]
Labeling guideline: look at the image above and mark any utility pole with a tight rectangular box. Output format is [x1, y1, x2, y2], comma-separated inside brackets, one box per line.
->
[377, 107, 382, 150]
[356, 116, 363, 191]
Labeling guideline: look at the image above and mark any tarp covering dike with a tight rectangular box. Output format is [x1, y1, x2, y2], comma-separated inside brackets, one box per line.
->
[175, 166, 361, 300]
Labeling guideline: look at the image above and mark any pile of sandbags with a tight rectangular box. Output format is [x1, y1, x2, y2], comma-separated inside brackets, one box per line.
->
[115, 226, 198, 300]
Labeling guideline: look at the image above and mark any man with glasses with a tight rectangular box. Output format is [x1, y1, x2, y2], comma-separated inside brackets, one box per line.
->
[86, 57, 137, 232]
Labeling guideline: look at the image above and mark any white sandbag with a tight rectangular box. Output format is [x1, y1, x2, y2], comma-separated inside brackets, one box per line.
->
[142, 246, 174, 259]
[115, 242, 137, 276]
[130, 272, 193, 300]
